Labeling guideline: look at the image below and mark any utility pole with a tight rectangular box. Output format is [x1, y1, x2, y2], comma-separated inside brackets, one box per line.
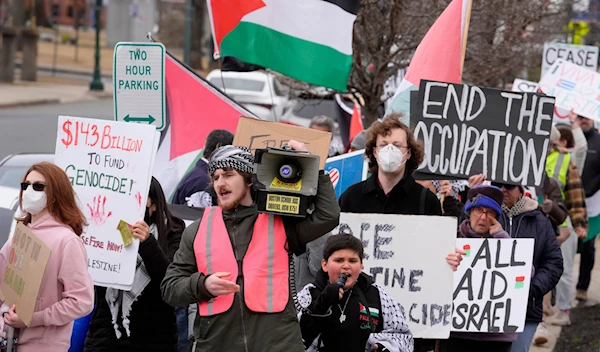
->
[90, 0, 104, 91]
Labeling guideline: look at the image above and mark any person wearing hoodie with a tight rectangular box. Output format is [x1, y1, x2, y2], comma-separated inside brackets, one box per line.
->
[84, 177, 186, 352]
[439, 185, 514, 352]
[0, 162, 94, 351]
[489, 182, 563, 352]
[299, 234, 413, 352]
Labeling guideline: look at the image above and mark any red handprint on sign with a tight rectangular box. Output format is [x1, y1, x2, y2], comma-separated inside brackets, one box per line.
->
[87, 195, 113, 226]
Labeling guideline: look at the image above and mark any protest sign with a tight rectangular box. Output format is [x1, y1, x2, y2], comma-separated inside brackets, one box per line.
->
[452, 238, 534, 333]
[54, 116, 159, 289]
[538, 59, 600, 123]
[541, 43, 598, 78]
[0, 224, 51, 326]
[412, 80, 555, 186]
[324, 150, 368, 198]
[233, 116, 332, 169]
[511, 78, 571, 124]
[511, 79, 539, 93]
[335, 213, 457, 338]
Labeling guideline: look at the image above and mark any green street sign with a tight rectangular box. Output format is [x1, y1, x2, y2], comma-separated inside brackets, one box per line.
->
[113, 42, 166, 131]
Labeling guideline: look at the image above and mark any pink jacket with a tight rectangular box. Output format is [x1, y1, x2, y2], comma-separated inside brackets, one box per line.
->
[0, 214, 94, 351]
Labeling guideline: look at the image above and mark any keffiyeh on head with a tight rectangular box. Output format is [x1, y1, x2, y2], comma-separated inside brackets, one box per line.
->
[209, 145, 254, 176]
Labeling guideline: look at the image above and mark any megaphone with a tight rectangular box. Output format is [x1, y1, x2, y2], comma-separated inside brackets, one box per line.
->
[253, 147, 320, 217]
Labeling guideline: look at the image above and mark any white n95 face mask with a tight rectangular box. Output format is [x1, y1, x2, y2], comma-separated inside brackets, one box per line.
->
[22, 187, 48, 215]
[377, 144, 407, 172]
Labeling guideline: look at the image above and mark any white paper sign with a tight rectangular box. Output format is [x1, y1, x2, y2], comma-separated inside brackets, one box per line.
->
[511, 78, 571, 124]
[539, 59, 600, 122]
[335, 213, 457, 338]
[54, 116, 159, 289]
[541, 43, 598, 78]
[511, 78, 539, 93]
[452, 238, 534, 333]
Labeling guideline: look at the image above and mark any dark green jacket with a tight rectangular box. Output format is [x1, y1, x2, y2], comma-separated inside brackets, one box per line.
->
[161, 174, 340, 352]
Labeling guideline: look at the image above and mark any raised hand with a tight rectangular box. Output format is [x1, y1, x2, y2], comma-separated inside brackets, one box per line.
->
[132, 221, 151, 243]
[489, 217, 504, 235]
[468, 174, 485, 188]
[446, 248, 466, 271]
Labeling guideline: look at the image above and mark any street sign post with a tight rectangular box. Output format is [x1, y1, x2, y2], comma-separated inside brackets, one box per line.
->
[113, 42, 166, 131]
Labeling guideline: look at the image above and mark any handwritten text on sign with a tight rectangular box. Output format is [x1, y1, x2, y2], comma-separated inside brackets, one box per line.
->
[452, 238, 534, 333]
[539, 60, 600, 123]
[55, 116, 158, 289]
[412, 80, 554, 186]
[541, 42, 598, 78]
[0, 224, 51, 326]
[335, 213, 457, 339]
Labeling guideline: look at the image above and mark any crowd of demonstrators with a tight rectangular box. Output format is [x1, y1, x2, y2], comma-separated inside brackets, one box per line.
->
[160, 144, 340, 351]
[338, 114, 465, 352]
[0, 163, 94, 351]
[299, 234, 413, 352]
[84, 177, 186, 352]
[172, 129, 234, 208]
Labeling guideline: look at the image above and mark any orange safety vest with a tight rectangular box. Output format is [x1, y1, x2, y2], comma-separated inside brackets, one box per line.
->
[194, 206, 289, 316]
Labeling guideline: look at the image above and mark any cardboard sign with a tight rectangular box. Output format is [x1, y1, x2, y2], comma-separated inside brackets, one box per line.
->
[541, 43, 598, 78]
[539, 59, 600, 122]
[54, 116, 159, 289]
[335, 213, 457, 338]
[412, 80, 555, 186]
[233, 116, 332, 169]
[324, 150, 368, 198]
[452, 238, 534, 333]
[0, 224, 51, 326]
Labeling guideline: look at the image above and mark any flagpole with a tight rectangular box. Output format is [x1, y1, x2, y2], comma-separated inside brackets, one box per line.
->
[460, 0, 473, 77]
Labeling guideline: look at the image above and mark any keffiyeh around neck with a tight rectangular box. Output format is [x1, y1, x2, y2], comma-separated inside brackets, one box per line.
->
[502, 196, 526, 218]
[106, 223, 157, 339]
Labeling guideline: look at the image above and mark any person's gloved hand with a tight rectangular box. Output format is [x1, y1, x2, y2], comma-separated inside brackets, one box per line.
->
[320, 283, 344, 307]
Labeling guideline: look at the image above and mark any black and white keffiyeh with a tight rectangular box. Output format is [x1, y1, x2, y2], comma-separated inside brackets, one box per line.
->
[105, 224, 157, 338]
[208, 145, 254, 176]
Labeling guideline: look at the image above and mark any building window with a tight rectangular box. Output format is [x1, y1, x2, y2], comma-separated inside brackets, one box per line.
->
[67, 5, 73, 18]
[51, 4, 60, 18]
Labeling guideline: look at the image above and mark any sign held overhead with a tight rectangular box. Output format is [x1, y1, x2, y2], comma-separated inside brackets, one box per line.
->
[114, 42, 166, 131]
[411, 80, 554, 187]
[541, 42, 598, 78]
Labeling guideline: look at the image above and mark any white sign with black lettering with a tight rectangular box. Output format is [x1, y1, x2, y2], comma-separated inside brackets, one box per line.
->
[114, 42, 166, 131]
[452, 239, 534, 333]
[541, 42, 598, 78]
[335, 213, 457, 339]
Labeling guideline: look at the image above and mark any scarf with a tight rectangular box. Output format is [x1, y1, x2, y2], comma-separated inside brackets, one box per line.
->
[105, 223, 156, 339]
[502, 196, 527, 218]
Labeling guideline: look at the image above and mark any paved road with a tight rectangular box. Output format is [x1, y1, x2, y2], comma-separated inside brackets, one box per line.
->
[0, 99, 113, 160]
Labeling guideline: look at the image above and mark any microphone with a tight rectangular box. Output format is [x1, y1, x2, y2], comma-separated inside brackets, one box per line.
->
[336, 273, 349, 287]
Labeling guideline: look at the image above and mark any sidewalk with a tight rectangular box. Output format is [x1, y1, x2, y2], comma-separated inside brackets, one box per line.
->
[0, 76, 113, 108]
[529, 236, 600, 352]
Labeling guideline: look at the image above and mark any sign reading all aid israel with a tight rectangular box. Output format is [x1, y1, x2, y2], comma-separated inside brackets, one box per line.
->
[113, 42, 166, 131]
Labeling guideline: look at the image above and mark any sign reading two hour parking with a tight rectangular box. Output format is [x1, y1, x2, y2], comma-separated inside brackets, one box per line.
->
[113, 42, 165, 131]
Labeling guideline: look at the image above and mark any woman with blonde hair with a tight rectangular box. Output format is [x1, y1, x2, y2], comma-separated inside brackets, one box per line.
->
[0, 162, 94, 351]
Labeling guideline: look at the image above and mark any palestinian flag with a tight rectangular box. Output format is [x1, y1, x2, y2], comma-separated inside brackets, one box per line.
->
[207, 0, 360, 91]
[387, 0, 472, 125]
[359, 303, 379, 317]
[153, 52, 256, 200]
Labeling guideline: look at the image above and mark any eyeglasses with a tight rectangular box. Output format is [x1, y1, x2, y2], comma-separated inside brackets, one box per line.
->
[470, 207, 496, 218]
[20, 182, 46, 192]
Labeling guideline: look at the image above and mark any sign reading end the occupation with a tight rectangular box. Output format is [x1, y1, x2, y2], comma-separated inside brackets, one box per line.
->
[412, 80, 554, 187]
[114, 42, 166, 131]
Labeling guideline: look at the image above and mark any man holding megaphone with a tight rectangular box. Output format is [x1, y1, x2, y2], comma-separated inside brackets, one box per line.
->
[161, 142, 340, 352]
